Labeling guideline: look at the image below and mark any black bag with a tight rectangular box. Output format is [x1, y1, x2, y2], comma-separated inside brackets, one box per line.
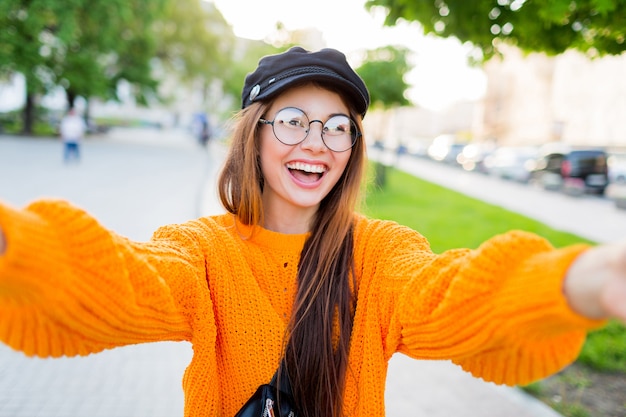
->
[234, 367, 299, 417]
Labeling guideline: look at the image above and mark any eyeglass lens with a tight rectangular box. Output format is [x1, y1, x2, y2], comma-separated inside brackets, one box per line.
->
[271, 107, 357, 152]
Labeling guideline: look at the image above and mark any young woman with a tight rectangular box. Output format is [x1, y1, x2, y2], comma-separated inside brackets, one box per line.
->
[0, 46, 625, 417]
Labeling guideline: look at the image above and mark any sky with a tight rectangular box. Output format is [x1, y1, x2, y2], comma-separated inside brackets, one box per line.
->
[210, 0, 487, 111]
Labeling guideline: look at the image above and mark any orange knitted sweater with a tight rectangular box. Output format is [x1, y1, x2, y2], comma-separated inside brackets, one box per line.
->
[0, 199, 603, 417]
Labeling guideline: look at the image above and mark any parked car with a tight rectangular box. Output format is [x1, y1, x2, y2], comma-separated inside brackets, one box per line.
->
[606, 182, 626, 209]
[608, 152, 626, 184]
[427, 134, 465, 165]
[530, 149, 609, 195]
[457, 143, 495, 173]
[483, 146, 539, 182]
[606, 152, 626, 209]
[397, 137, 431, 158]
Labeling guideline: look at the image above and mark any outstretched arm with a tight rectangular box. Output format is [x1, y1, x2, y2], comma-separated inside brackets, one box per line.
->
[565, 241, 626, 321]
[373, 226, 608, 386]
[0, 199, 210, 357]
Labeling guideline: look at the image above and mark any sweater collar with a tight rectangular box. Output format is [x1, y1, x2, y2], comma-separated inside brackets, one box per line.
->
[232, 216, 310, 251]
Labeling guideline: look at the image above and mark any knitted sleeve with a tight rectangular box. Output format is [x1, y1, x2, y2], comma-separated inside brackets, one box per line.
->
[0, 199, 214, 358]
[359, 219, 605, 386]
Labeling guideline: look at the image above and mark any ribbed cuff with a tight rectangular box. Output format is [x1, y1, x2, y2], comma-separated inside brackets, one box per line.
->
[0, 200, 67, 302]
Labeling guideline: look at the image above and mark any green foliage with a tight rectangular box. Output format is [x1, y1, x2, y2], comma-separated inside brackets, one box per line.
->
[522, 371, 594, 417]
[0, 108, 58, 135]
[356, 45, 412, 109]
[578, 320, 626, 372]
[0, 0, 166, 130]
[219, 42, 286, 112]
[0, 111, 23, 134]
[552, 403, 591, 417]
[0, 0, 238, 132]
[0, 0, 67, 94]
[155, 0, 234, 84]
[365, 0, 626, 60]
[520, 381, 543, 396]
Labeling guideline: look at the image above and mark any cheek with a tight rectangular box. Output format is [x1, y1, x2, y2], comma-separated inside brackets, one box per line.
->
[335, 150, 352, 176]
[259, 133, 286, 177]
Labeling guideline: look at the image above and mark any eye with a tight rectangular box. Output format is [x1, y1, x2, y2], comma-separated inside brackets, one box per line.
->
[325, 116, 352, 135]
[335, 123, 349, 133]
[286, 118, 305, 128]
[275, 107, 308, 129]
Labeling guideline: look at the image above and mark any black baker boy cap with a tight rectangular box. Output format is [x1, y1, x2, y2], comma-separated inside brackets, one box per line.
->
[241, 46, 370, 118]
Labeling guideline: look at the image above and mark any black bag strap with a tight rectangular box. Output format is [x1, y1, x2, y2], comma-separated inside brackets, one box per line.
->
[269, 360, 293, 396]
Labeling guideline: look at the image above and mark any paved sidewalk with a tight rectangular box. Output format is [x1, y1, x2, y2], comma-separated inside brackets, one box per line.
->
[0, 128, 579, 417]
[386, 151, 626, 243]
[0, 128, 205, 417]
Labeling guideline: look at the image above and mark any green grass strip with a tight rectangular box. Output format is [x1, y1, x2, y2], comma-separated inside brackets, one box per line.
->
[363, 165, 593, 253]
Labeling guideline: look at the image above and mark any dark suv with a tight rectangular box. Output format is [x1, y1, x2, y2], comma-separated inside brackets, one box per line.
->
[530, 149, 608, 195]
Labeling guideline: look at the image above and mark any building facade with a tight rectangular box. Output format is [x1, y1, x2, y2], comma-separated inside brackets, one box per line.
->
[482, 45, 626, 149]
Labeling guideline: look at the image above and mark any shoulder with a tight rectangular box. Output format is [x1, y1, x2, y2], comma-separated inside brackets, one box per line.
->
[354, 213, 426, 241]
[150, 213, 235, 246]
[353, 213, 428, 247]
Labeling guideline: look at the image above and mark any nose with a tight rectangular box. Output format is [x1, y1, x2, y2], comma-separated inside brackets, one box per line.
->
[301, 120, 327, 152]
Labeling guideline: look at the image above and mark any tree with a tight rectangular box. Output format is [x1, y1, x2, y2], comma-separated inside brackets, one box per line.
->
[219, 32, 294, 113]
[0, 0, 167, 133]
[356, 45, 411, 110]
[355, 45, 412, 187]
[0, 0, 77, 133]
[0, 0, 238, 133]
[60, 0, 168, 109]
[154, 0, 235, 110]
[365, 0, 626, 60]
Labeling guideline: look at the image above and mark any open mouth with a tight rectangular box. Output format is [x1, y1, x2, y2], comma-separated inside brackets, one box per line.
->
[286, 161, 327, 183]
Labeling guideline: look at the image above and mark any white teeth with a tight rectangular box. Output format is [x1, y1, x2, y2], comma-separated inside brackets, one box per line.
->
[286, 162, 327, 173]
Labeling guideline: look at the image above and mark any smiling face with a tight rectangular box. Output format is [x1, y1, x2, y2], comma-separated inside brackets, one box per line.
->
[259, 84, 354, 232]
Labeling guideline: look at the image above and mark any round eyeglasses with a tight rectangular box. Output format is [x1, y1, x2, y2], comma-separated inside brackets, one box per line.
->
[259, 107, 360, 152]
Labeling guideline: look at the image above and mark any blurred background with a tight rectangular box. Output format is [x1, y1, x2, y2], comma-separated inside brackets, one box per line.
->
[1, 0, 625, 207]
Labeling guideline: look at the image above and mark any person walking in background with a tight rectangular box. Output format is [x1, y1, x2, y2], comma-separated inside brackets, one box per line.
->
[59, 107, 86, 163]
[1, 46, 626, 417]
[192, 112, 212, 147]
[199, 117, 212, 147]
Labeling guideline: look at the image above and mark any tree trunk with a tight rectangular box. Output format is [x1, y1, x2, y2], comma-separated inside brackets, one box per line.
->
[84, 98, 90, 120]
[22, 93, 35, 135]
[66, 90, 77, 111]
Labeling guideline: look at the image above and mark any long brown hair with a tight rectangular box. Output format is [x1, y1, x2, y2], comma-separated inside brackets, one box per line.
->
[218, 85, 367, 417]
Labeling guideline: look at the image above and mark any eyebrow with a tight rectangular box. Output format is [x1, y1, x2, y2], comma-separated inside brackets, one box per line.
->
[272, 107, 351, 121]
[326, 112, 351, 119]
[300, 110, 351, 120]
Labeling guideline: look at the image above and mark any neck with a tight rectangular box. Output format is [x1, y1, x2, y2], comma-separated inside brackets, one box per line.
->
[263, 211, 313, 234]
[262, 197, 317, 234]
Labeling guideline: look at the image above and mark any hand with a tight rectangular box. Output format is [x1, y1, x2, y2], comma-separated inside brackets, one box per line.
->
[564, 242, 626, 321]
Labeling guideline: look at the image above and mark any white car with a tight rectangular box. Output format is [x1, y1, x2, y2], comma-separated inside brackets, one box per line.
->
[608, 152, 626, 184]
[483, 146, 539, 182]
